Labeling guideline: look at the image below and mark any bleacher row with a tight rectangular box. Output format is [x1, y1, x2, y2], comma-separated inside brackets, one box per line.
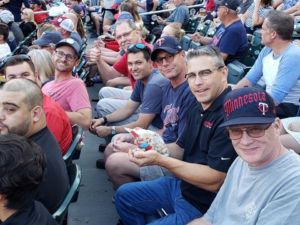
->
[1, 1, 300, 224]
[0, 32, 87, 225]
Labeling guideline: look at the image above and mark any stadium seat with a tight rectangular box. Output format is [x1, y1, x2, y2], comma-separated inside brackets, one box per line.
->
[197, 20, 211, 36]
[52, 163, 82, 225]
[190, 41, 201, 49]
[227, 60, 249, 84]
[63, 125, 83, 166]
[185, 17, 201, 34]
[181, 35, 192, 51]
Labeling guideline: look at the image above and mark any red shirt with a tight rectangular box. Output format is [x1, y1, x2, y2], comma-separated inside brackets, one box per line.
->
[33, 7, 48, 24]
[43, 95, 72, 155]
[113, 40, 152, 88]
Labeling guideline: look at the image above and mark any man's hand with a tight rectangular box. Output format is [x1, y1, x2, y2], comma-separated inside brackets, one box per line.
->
[95, 126, 112, 137]
[113, 133, 134, 143]
[191, 32, 203, 43]
[112, 141, 136, 153]
[86, 48, 101, 63]
[90, 118, 105, 129]
[129, 149, 161, 167]
[157, 16, 165, 25]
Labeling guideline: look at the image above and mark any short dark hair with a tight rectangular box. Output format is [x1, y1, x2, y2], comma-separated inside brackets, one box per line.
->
[3, 55, 36, 76]
[0, 134, 46, 210]
[127, 44, 151, 61]
[2, 78, 43, 110]
[0, 22, 9, 41]
[266, 10, 294, 40]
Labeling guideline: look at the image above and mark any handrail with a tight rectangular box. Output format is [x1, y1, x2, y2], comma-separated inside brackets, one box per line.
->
[139, 4, 204, 16]
[34, 3, 204, 15]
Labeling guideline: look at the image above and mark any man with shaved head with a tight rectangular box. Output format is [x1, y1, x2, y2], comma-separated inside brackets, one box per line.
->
[0, 79, 69, 214]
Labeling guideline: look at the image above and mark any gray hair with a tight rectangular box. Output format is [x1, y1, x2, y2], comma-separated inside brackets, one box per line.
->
[265, 10, 294, 41]
[186, 46, 225, 67]
[115, 19, 138, 32]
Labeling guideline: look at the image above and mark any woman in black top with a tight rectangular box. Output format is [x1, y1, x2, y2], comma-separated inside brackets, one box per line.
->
[19, 8, 36, 37]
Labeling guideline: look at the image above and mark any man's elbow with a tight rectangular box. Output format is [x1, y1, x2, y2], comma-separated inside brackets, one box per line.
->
[209, 180, 224, 193]
[76, 110, 92, 130]
[80, 118, 92, 130]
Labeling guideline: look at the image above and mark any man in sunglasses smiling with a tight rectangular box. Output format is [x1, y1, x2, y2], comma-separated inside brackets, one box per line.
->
[189, 87, 300, 225]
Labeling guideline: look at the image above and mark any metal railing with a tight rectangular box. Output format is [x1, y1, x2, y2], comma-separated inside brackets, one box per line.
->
[33, 3, 204, 15]
[139, 4, 204, 16]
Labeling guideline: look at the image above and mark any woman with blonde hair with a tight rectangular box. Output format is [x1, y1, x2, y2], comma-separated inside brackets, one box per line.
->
[19, 8, 37, 37]
[27, 49, 55, 85]
[161, 23, 185, 41]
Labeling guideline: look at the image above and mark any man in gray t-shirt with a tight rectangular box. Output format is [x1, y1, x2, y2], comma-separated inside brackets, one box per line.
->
[189, 87, 300, 225]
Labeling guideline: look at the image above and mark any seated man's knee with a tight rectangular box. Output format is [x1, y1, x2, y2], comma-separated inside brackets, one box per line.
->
[96, 98, 112, 116]
[104, 142, 114, 160]
[105, 153, 127, 174]
[98, 86, 113, 99]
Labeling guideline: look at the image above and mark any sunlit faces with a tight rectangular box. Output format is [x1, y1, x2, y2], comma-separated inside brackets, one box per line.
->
[0, 91, 32, 136]
[127, 52, 152, 82]
[186, 55, 227, 109]
[52, 46, 79, 72]
[154, 51, 185, 80]
[115, 23, 140, 52]
[229, 119, 282, 167]
[5, 62, 37, 82]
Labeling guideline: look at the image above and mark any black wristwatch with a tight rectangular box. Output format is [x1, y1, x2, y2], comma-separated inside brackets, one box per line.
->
[102, 116, 108, 125]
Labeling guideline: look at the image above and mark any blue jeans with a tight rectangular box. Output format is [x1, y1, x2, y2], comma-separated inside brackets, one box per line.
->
[115, 177, 202, 225]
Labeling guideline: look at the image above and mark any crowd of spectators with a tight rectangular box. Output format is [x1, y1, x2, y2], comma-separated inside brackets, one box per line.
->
[0, 0, 300, 224]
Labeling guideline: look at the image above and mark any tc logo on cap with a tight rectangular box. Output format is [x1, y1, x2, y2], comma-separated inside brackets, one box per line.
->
[258, 102, 269, 115]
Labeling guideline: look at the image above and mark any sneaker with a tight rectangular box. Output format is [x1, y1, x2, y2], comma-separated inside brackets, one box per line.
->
[96, 158, 105, 169]
[98, 143, 107, 152]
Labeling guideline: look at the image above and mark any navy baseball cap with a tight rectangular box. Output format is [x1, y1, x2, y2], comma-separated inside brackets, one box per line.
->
[220, 87, 276, 127]
[55, 38, 80, 57]
[116, 11, 134, 21]
[218, 0, 240, 11]
[33, 31, 63, 46]
[151, 36, 182, 61]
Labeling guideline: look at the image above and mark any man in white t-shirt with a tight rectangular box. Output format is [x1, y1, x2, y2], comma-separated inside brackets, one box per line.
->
[235, 10, 300, 118]
[0, 23, 11, 60]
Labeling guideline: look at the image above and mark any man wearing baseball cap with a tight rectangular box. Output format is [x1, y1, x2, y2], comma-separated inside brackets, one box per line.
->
[188, 87, 300, 225]
[42, 38, 92, 130]
[51, 16, 82, 45]
[33, 31, 63, 53]
[191, 0, 248, 64]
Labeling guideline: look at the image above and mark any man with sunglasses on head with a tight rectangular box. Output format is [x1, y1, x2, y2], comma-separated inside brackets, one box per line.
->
[42, 38, 92, 130]
[90, 44, 168, 139]
[102, 36, 197, 186]
[188, 87, 300, 225]
[115, 46, 237, 225]
[88, 19, 152, 118]
[91, 44, 168, 170]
